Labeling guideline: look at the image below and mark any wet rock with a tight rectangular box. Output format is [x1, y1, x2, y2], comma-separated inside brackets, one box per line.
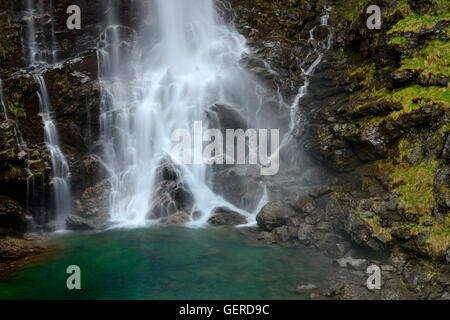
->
[206, 104, 248, 133]
[256, 201, 297, 231]
[149, 159, 194, 219]
[208, 207, 247, 226]
[213, 166, 264, 212]
[334, 257, 368, 270]
[297, 223, 314, 243]
[76, 179, 111, 218]
[161, 211, 191, 225]
[66, 214, 97, 231]
[272, 225, 297, 242]
[326, 194, 383, 251]
[257, 231, 278, 244]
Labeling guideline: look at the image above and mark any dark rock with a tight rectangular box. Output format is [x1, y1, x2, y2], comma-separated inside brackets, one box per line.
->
[256, 201, 297, 231]
[208, 207, 247, 226]
[66, 214, 97, 231]
[0, 196, 27, 231]
[149, 159, 194, 219]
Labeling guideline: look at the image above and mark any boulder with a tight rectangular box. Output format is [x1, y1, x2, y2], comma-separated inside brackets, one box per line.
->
[66, 214, 97, 231]
[208, 207, 247, 226]
[161, 211, 191, 225]
[149, 158, 194, 219]
[334, 257, 368, 270]
[256, 201, 297, 231]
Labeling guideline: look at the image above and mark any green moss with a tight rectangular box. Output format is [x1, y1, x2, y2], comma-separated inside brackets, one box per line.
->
[392, 160, 439, 217]
[3, 164, 23, 182]
[6, 91, 26, 118]
[54, 73, 73, 103]
[387, 13, 450, 35]
[398, 40, 450, 79]
[388, 36, 410, 48]
[389, 85, 449, 116]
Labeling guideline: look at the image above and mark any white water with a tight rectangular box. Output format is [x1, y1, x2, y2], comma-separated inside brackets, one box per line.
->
[35, 75, 72, 226]
[98, 0, 271, 227]
[23, 0, 58, 66]
[0, 79, 8, 119]
[280, 7, 333, 149]
[22, 0, 71, 226]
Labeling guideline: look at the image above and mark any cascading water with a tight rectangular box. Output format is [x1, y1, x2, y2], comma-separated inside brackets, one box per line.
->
[22, 0, 72, 226]
[34, 75, 72, 226]
[98, 0, 272, 227]
[0, 79, 8, 119]
[23, 0, 59, 66]
[280, 7, 333, 148]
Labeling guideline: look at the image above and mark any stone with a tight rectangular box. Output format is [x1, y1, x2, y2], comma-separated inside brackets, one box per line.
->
[207, 207, 247, 226]
[66, 214, 97, 231]
[161, 211, 191, 225]
[381, 265, 395, 272]
[334, 257, 368, 270]
[256, 201, 297, 231]
[297, 223, 314, 242]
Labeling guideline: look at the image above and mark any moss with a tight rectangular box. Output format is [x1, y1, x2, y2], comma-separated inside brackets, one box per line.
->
[398, 40, 450, 80]
[410, 216, 450, 258]
[387, 13, 450, 35]
[350, 62, 376, 88]
[53, 73, 73, 103]
[362, 214, 393, 242]
[392, 160, 439, 218]
[388, 85, 449, 115]
[5, 92, 26, 118]
[388, 36, 410, 48]
[3, 164, 23, 182]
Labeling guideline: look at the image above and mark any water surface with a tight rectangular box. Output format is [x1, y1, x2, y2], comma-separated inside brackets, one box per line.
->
[0, 227, 332, 299]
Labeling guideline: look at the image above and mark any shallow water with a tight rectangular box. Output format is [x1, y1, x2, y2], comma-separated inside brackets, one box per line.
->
[0, 227, 333, 300]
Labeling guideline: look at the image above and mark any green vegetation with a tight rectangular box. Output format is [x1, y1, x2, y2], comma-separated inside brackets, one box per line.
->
[387, 13, 450, 35]
[5, 91, 26, 118]
[398, 40, 450, 79]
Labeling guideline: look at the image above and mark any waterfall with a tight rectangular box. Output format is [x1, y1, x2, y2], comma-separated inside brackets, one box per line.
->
[0, 79, 8, 119]
[280, 7, 333, 148]
[22, 0, 71, 226]
[35, 75, 72, 226]
[98, 0, 271, 227]
[23, 0, 58, 66]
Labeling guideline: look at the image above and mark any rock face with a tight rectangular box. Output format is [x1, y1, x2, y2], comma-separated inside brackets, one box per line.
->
[0, 196, 27, 232]
[208, 207, 247, 226]
[256, 201, 297, 231]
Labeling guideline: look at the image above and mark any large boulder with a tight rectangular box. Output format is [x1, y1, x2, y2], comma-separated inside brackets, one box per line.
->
[149, 158, 194, 219]
[208, 207, 247, 226]
[161, 211, 191, 225]
[256, 201, 297, 231]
